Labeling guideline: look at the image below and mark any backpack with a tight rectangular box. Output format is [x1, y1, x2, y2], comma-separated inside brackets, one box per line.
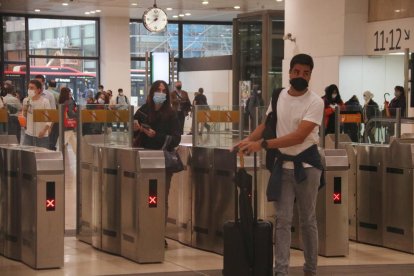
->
[263, 88, 283, 171]
[116, 95, 128, 105]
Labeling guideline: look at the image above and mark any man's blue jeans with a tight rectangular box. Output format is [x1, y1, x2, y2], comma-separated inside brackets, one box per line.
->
[273, 167, 321, 276]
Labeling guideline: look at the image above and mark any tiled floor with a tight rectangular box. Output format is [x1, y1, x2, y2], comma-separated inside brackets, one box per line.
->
[2, 142, 414, 275]
[1, 237, 414, 275]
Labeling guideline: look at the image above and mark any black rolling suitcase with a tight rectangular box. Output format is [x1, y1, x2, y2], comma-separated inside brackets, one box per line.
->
[223, 152, 273, 276]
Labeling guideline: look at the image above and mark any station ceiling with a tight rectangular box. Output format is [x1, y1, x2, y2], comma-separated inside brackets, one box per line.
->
[0, 0, 285, 21]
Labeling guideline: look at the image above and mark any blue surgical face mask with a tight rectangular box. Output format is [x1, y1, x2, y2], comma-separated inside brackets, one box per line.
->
[153, 92, 167, 105]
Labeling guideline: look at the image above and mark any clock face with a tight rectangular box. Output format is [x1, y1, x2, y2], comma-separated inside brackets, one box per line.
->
[143, 7, 168, 33]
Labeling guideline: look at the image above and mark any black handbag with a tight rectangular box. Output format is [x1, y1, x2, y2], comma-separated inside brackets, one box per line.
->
[263, 88, 283, 171]
[162, 135, 184, 173]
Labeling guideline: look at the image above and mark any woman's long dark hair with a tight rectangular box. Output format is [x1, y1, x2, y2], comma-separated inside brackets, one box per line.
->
[324, 84, 343, 104]
[58, 87, 71, 104]
[146, 80, 174, 123]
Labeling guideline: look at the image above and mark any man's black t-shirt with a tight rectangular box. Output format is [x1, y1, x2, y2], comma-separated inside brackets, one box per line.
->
[194, 94, 207, 106]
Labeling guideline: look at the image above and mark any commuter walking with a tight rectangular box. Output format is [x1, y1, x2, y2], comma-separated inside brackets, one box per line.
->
[245, 84, 264, 131]
[171, 80, 191, 134]
[133, 80, 181, 248]
[2, 84, 22, 143]
[116, 88, 129, 131]
[362, 91, 380, 143]
[234, 54, 324, 276]
[22, 79, 52, 148]
[58, 87, 77, 153]
[322, 84, 345, 134]
[384, 85, 406, 142]
[344, 95, 362, 142]
[193, 87, 210, 134]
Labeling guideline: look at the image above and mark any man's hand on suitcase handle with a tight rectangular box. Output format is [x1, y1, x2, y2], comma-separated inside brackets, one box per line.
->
[231, 140, 261, 155]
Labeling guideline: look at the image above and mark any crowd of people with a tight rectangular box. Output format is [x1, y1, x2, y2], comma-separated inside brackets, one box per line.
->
[0, 78, 130, 151]
[321, 84, 406, 143]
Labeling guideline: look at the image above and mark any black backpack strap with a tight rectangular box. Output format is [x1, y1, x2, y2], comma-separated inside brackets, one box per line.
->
[271, 87, 283, 114]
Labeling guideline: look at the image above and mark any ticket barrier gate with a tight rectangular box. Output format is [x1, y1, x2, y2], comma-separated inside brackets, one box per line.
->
[119, 148, 166, 263]
[77, 135, 104, 244]
[383, 139, 414, 253]
[210, 148, 240, 254]
[0, 135, 18, 145]
[191, 147, 214, 251]
[166, 144, 192, 245]
[91, 144, 123, 254]
[0, 145, 29, 260]
[356, 144, 387, 246]
[100, 145, 123, 255]
[20, 147, 64, 269]
[324, 134, 358, 241]
[290, 149, 349, 256]
[190, 148, 254, 254]
[344, 144, 357, 241]
[91, 145, 103, 250]
[317, 149, 349, 256]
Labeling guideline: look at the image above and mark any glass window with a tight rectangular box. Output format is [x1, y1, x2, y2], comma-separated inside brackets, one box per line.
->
[131, 60, 147, 106]
[130, 59, 178, 106]
[3, 63, 28, 99]
[29, 58, 97, 104]
[28, 18, 98, 57]
[3, 16, 26, 61]
[130, 22, 179, 58]
[183, 24, 233, 58]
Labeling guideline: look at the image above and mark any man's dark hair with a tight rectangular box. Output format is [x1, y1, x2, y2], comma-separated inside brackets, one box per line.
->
[290, 53, 314, 71]
[118, 88, 123, 93]
[34, 74, 45, 83]
[48, 79, 57, 88]
[99, 84, 104, 90]
[29, 79, 42, 90]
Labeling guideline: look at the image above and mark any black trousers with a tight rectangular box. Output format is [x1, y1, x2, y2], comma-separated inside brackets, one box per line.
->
[177, 111, 185, 135]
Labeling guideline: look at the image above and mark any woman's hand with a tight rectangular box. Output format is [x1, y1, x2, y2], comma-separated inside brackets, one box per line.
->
[143, 128, 156, 138]
[133, 120, 141, 131]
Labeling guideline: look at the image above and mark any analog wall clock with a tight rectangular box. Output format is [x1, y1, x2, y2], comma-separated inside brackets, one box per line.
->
[142, 0, 168, 33]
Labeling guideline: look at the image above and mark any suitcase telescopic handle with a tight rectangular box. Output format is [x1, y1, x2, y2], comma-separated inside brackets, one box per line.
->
[239, 152, 244, 168]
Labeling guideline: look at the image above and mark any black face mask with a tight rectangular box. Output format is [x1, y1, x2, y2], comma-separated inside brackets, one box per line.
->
[176, 85, 182, 90]
[290, 77, 308, 92]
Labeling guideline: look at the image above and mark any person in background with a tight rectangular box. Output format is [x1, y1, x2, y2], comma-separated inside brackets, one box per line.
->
[384, 85, 406, 142]
[344, 95, 363, 142]
[47, 79, 60, 108]
[234, 54, 324, 276]
[133, 80, 181, 248]
[34, 74, 56, 110]
[245, 84, 265, 131]
[22, 79, 51, 148]
[362, 90, 380, 143]
[171, 80, 191, 134]
[115, 88, 129, 131]
[193, 87, 211, 134]
[98, 84, 104, 93]
[322, 84, 345, 134]
[187, 91, 199, 135]
[46, 80, 60, 150]
[2, 84, 22, 143]
[385, 85, 406, 118]
[58, 87, 77, 154]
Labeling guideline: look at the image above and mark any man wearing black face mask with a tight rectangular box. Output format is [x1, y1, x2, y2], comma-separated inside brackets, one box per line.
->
[171, 80, 191, 134]
[235, 54, 324, 276]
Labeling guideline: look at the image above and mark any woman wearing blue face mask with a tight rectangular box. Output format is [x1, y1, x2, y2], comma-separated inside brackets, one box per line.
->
[133, 80, 181, 150]
[133, 80, 181, 248]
